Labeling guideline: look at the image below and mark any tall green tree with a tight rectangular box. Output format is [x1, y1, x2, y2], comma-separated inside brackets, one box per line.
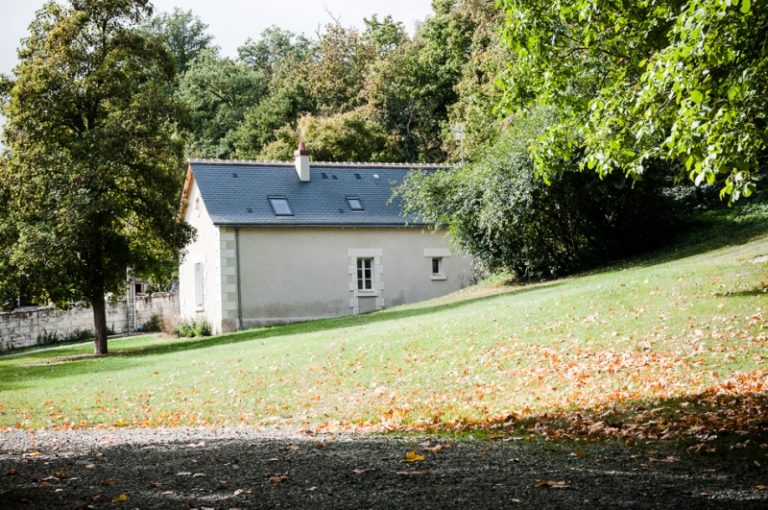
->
[498, 0, 767, 200]
[178, 50, 269, 158]
[141, 7, 214, 75]
[366, 0, 478, 162]
[0, 0, 193, 355]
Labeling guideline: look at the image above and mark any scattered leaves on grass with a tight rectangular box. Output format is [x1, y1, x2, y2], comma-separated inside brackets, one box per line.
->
[112, 493, 128, 502]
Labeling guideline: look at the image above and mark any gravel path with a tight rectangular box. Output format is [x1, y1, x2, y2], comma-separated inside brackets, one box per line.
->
[1, 427, 766, 509]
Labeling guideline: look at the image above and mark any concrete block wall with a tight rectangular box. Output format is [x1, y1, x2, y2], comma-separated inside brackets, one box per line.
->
[0, 293, 179, 352]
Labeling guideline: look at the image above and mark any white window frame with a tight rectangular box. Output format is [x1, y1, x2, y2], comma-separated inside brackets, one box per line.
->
[356, 257, 374, 291]
[348, 248, 384, 314]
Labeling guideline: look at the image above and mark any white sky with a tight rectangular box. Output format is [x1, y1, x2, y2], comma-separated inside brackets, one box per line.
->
[0, 0, 435, 75]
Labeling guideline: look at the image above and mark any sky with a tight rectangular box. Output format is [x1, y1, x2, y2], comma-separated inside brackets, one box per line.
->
[0, 0, 436, 76]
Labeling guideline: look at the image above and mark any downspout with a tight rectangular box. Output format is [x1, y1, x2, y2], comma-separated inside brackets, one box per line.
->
[235, 227, 243, 331]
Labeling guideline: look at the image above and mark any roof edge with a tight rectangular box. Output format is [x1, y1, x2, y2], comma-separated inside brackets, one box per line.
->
[211, 222, 431, 229]
[188, 158, 456, 169]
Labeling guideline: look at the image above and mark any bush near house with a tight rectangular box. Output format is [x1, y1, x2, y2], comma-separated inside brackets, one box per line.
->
[173, 319, 212, 338]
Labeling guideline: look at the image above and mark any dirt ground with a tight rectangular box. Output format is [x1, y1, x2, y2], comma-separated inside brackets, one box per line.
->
[1, 427, 766, 509]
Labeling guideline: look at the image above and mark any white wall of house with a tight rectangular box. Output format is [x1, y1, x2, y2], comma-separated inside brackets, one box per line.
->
[233, 227, 473, 329]
[179, 178, 223, 330]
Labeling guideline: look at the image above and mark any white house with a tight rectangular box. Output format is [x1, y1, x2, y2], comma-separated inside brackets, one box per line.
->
[178, 145, 474, 333]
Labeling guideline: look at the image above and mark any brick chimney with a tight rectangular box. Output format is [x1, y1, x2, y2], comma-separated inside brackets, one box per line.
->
[294, 142, 310, 182]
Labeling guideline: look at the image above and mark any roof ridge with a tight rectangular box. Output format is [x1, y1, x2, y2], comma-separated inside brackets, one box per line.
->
[188, 158, 456, 169]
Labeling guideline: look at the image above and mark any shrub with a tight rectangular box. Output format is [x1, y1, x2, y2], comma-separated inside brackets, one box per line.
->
[161, 314, 180, 336]
[398, 108, 684, 279]
[67, 329, 94, 342]
[174, 319, 212, 338]
[141, 314, 162, 332]
[37, 328, 93, 346]
[37, 331, 60, 345]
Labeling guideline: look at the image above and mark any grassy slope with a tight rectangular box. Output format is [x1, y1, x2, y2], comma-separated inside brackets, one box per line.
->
[0, 205, 766, 439]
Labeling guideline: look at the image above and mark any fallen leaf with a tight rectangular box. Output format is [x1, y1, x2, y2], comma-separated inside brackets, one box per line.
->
[755, 484, 767, 491]
[85, 464, 96, 469]
[5, 468, 20, 477]
[192, 472, 206, 478]
[53, 471, 69, 480]
[427, 444, 448, 454]
[570, 450, 586, 458]
[533, 480, 572, 489]
[268, 473, 288, 485]
[403, 450, 425, 463]
[91, 494, 108, 503]
[101, 478, 117, 486]
[353, 468, 368, 475]
[113, 493, 128, 502]
[147, 481, 162, 489]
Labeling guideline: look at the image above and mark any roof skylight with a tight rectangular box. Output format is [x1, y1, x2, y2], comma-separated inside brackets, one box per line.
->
[346, 197, 364, 211]
[268, 197, 293, 216]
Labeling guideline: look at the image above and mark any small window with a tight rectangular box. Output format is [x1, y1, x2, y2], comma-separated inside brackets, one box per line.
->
[357, 257, 373, 291]
[431, 257, 445, 279]
[268, 197, 293, 216]
[347, 197, 364, 211]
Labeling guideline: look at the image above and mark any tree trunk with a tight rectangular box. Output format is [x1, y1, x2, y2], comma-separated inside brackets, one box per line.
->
[92, 288, 109, 356]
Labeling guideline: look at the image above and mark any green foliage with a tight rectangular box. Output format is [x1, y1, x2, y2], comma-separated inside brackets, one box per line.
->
[141, 314, 162, 333]
[37, 328, 94, 346]
[141, 7, 213, 74]
[399, 109, 683, 278]
[443, 2, 509, 160]
[0, 0, 193, 354]
[174, 319, 211, 338]
[238, 27, 314, 73]
[178, 50, 269, 158]
[498, 0, 767, 201]
[260, 108, 402, 162]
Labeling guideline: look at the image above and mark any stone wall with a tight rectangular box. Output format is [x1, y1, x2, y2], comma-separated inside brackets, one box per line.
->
[0, 293, 178, 351]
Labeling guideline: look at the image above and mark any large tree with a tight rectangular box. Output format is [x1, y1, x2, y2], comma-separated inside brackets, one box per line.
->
[498, 0, 766, 200]
[0, 0, 193, 355]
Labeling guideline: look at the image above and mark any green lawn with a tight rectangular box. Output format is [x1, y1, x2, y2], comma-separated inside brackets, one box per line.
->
[1, 204, 767, 442]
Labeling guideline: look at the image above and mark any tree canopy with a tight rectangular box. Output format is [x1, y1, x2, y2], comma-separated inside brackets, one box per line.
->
[140, 7, 214, 74]
[0, 0, 193, 355]
[497, 0, 766, 200]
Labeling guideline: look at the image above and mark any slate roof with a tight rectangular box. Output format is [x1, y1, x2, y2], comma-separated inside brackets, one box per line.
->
[188, 160, 449, 227]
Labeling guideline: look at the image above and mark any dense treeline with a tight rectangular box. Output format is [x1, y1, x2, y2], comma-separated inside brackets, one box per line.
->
[154, 1, 502, 164]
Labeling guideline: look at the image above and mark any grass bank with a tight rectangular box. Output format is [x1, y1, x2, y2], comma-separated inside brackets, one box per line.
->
[1, 204, 766, 449]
